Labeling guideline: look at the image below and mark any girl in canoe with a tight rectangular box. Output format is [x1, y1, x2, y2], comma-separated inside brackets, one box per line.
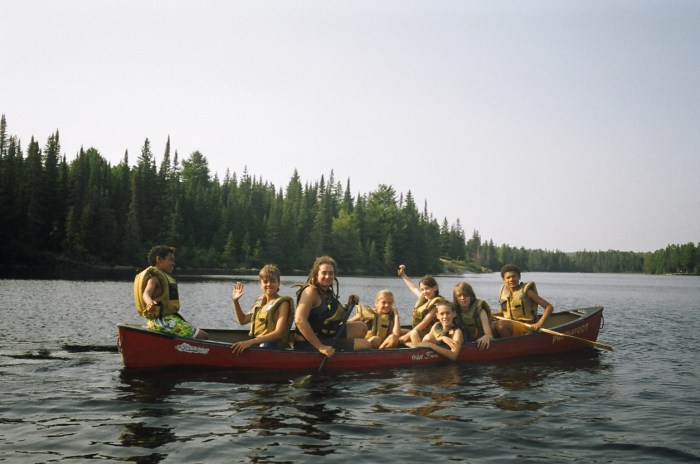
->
[293, 256, 372, 357]
[411, 300, 464, 361]
[349, 289, 401, 349]
[230, 264, 294, 354]
[397, 264, 446, 346]
[452, 281, 495, 350]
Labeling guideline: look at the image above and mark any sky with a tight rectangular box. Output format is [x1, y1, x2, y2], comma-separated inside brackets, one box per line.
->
[3, 0, 699, 253]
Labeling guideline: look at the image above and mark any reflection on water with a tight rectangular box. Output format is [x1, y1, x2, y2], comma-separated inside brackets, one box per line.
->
[120, 422, 176, 449]
[110, 347, 611, 459]
[2, 274, 699, 463]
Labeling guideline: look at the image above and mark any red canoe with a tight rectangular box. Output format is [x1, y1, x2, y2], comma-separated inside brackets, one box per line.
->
[117, 306, 606, 371]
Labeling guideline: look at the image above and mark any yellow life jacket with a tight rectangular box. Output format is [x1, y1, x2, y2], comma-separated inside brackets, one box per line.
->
[133, 267, 180, 319]
[430, 321, 462, 348]
[499, 281, 538, 323]
[411, 296, 445, 328]
[249, 295, 295, 348]
[355, 304, 377, 326]
[457, 299, 491, 339]
[366, 310, 396, 341]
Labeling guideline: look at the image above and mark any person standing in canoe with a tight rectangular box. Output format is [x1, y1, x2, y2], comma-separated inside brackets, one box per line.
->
[230, 264, 295, 355]
[348, 289, 401, 349]
[133, 245, 208, 339]
[293, 256, 372, 357]
[397, 264, 446, 346]
[491, 263, 554, 338]
[411, 300, 464, 361]
[452, 281, 495, 350]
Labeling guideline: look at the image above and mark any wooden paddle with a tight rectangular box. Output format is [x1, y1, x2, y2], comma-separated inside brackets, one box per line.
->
[494, 316, 615, 352]
[290, 302, 357, 387]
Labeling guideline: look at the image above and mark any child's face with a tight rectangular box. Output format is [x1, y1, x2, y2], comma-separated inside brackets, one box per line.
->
[156, 253, 176, 273]
[259, 278, 280, 297]
[436, 305, 455, 328]
[502, 271, 520, 290]
[456, 292, 471, 309]
[375, 297, 394, 314]
[419, 282, 438, 299]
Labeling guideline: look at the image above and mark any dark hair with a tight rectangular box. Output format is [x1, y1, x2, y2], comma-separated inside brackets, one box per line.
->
[500, 263, 521, 278]
[147, 245, 175, 265]
[305, 255, 338, 287]
[419, 275, 439, 295]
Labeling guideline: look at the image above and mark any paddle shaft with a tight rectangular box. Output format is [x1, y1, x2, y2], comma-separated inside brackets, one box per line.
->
[494, 316, 615, 352]
[318, 302, 356, 372]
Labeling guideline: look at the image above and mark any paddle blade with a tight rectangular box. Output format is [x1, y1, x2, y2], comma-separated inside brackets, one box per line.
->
[290, 374, 313, 388]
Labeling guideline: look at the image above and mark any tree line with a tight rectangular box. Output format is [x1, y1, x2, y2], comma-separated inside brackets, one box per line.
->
[0, 115, 697, 276]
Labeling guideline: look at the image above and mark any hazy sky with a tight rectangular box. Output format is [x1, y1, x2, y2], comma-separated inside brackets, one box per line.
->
[3, 1, 699, 252]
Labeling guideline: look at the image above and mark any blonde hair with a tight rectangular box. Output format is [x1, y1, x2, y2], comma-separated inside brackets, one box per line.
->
[375, 289, 394, 305]
[259, 264, 281, 283]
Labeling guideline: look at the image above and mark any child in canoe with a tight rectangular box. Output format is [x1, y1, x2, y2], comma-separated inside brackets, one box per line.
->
[410, 300, 464, 361]
[397, 264, 446, 346]
[349, 289, 401, 349]
[230, 264, 294, 354]
[452, 281, 495, 350]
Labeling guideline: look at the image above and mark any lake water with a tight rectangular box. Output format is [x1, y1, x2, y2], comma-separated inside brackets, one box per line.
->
[1, 272, 699, 463]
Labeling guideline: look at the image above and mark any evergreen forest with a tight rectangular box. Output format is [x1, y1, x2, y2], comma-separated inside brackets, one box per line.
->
[0, 115, 697, 276]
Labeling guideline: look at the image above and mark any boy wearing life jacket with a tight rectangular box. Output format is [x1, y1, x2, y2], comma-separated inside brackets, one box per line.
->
[491, 263, 554, 338]
[411, 300, 464, 361]
[230, 264, 294, 354]
[133, 245, 208, 339]
[349, 289, 401, 349]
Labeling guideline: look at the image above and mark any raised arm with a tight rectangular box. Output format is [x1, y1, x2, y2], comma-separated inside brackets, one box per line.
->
[231, 281, 251, 325]
[397, 264, 421, 298]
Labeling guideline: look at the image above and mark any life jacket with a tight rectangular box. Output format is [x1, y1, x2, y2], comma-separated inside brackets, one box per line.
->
[411, 296, 445, 328]
[355, 304, 377, 327]
[295, 284, 346, 338]
[430, 321, 462, 348]
[133, 266, 180, 319]
[249, 295, 295, 348]
[456, 299, 491, 339]
[499, 281, 538, 323]
[366, 310, 396, 341]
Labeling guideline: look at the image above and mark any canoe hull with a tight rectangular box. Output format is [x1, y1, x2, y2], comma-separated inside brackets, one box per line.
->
[117, 306, 605, 371]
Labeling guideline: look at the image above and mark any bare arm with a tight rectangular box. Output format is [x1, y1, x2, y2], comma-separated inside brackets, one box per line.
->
[391, 309, 401, 338]
[378, 309, 401, 349]
[232, 302, 290, 355]
[397, 264, 421, 298]
[529, 291, 554, 330]
[399, 308, 436, 344]
[231, 281, 252, 325]
[475, 309, 495, 350]
[417, 328, 464, 361]
[413, 308, 436, 334]
[142, 276, 162, 319]
[294, 286, 335, 358]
